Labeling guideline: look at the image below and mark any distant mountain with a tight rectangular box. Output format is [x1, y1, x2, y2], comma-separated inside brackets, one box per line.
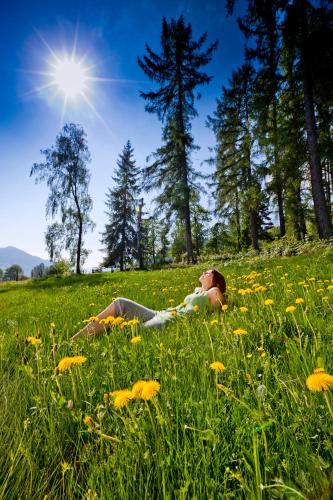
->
[0, 247, 51, 277]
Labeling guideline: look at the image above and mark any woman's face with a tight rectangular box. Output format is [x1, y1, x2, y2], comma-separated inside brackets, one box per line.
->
[199, 269, 214, 290]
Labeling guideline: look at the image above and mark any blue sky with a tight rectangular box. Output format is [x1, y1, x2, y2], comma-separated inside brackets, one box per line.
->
[0, 0, 246, 270]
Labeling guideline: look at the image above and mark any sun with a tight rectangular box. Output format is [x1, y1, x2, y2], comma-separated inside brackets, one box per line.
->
[27, 29, 143, 127]
[52, 57, 88, 99]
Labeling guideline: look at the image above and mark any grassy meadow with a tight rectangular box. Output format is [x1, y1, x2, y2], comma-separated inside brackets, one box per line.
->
[1, 250, 333, 499]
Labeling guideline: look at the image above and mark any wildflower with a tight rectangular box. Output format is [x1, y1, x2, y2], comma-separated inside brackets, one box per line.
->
[285, 306, 296, 313]
[209, 361, 226, 373]
[306, 368, 333, 392]
[141, 380, 161, 400]
[84, 416, 93, 426]
[61, 462, 72, 474]
[169, 310, 177, 317]
[168, 299, 175, 304]
[89, 303, 95, 306]
[88, 316, 99, 322]
[57, 356, 87, 372]
[217, 383, 226, 390]
[246, 353, 252, 359]
[328, 285, 333, 291]
[239, 306, 248, 313]
[295, 298, 304, 304]
[193, 305, 200, 313]
[317, 288, 324, 293]
[322, 296, 329, 302]
[50, 322, 56, 328]
[120, 321, 128, 330]
[210, 319, 218, 326]
[128, 319, 140, 326]
[131, 380, 147, 398]
[222, 304, 228, 311]
[113, 317, 125, 325]
[131, 336, 142, 344]
[264, 299, 274, 306]
[113, 390, 133, 408]
[233, 328, 247, 336]
[26, 336, 42, 345]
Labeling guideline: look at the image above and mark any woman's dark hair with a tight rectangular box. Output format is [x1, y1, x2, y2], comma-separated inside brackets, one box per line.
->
[211, 269, 226, 293]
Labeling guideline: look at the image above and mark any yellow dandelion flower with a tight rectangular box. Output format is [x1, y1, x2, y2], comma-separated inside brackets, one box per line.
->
[209, 361, 226, 372]
[57, 356, 87, 372]
[306, 368, 333, 392]
[169, 310, 177, 317]
[88, 316, 99, 322]
[233, 328, 247, 336]
[168, 299, 175, 304]
[193, 305, 200, 312]
[110, 389, 123, 398]
[131, 336, 142, 344]
[210, 319, 218, 326]
[286, 306, 296, 313]
[113, 317, 125, 325]
[128, 319, 140, 326]
[140, 380, 161, 400]
[131, 380, 147, 398]
[327, 285, 333, 291]
[84, 416, 93, 426]
[50, 322, 56, 328]
[246, 353, 252, 359]
[113, 390, 133, 408]
[322, 296, 329, 302]
[295, 298, 304, 304]
[264, 299, 274, 306]
[222, 304, 228, 311]
[239, 306, 248, 313]
[26, 336, 42, 345]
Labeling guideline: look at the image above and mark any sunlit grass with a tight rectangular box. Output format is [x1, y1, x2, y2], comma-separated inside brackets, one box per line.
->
[0, 252, 333, 498]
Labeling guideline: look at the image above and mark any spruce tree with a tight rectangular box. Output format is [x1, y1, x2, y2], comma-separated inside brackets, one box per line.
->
[138, 16, 217, 263]
[234, 0, 288, 237]
[282, 0, 332, 238]
[208, 64, 269, 251]
[101, 141, 140, 271]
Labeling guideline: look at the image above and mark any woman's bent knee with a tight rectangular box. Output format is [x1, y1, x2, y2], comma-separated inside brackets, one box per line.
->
[113, 297, 126, 316]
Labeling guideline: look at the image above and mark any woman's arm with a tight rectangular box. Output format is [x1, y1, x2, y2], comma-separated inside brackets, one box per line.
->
[207, 287, 226, 309]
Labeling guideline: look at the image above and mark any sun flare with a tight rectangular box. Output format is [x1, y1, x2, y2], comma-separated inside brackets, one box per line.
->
[52, 57, 88, 98]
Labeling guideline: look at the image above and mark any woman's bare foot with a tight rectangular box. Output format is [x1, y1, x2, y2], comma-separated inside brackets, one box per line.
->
[72, 300, 118, 341]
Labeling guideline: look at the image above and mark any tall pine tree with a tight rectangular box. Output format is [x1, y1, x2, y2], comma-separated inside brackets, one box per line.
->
[101, 141, 140, 271]
[138, 15, 217, 263]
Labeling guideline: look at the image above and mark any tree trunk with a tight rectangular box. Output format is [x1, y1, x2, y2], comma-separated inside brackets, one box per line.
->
[76, 216, 82, 274]
[235, 187, 241, 251]
[176, 46, 195, 264]
[137, 198, 144, 269]
[249, 209, 259, 252]
[300, 1, 332, 239]
[272, 100, 286, 237]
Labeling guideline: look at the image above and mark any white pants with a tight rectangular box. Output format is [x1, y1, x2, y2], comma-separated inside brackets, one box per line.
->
[113, 297, 171, 328]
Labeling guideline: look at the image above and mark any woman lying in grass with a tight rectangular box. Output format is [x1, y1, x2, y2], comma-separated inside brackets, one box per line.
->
[72, 269, 226, 339]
